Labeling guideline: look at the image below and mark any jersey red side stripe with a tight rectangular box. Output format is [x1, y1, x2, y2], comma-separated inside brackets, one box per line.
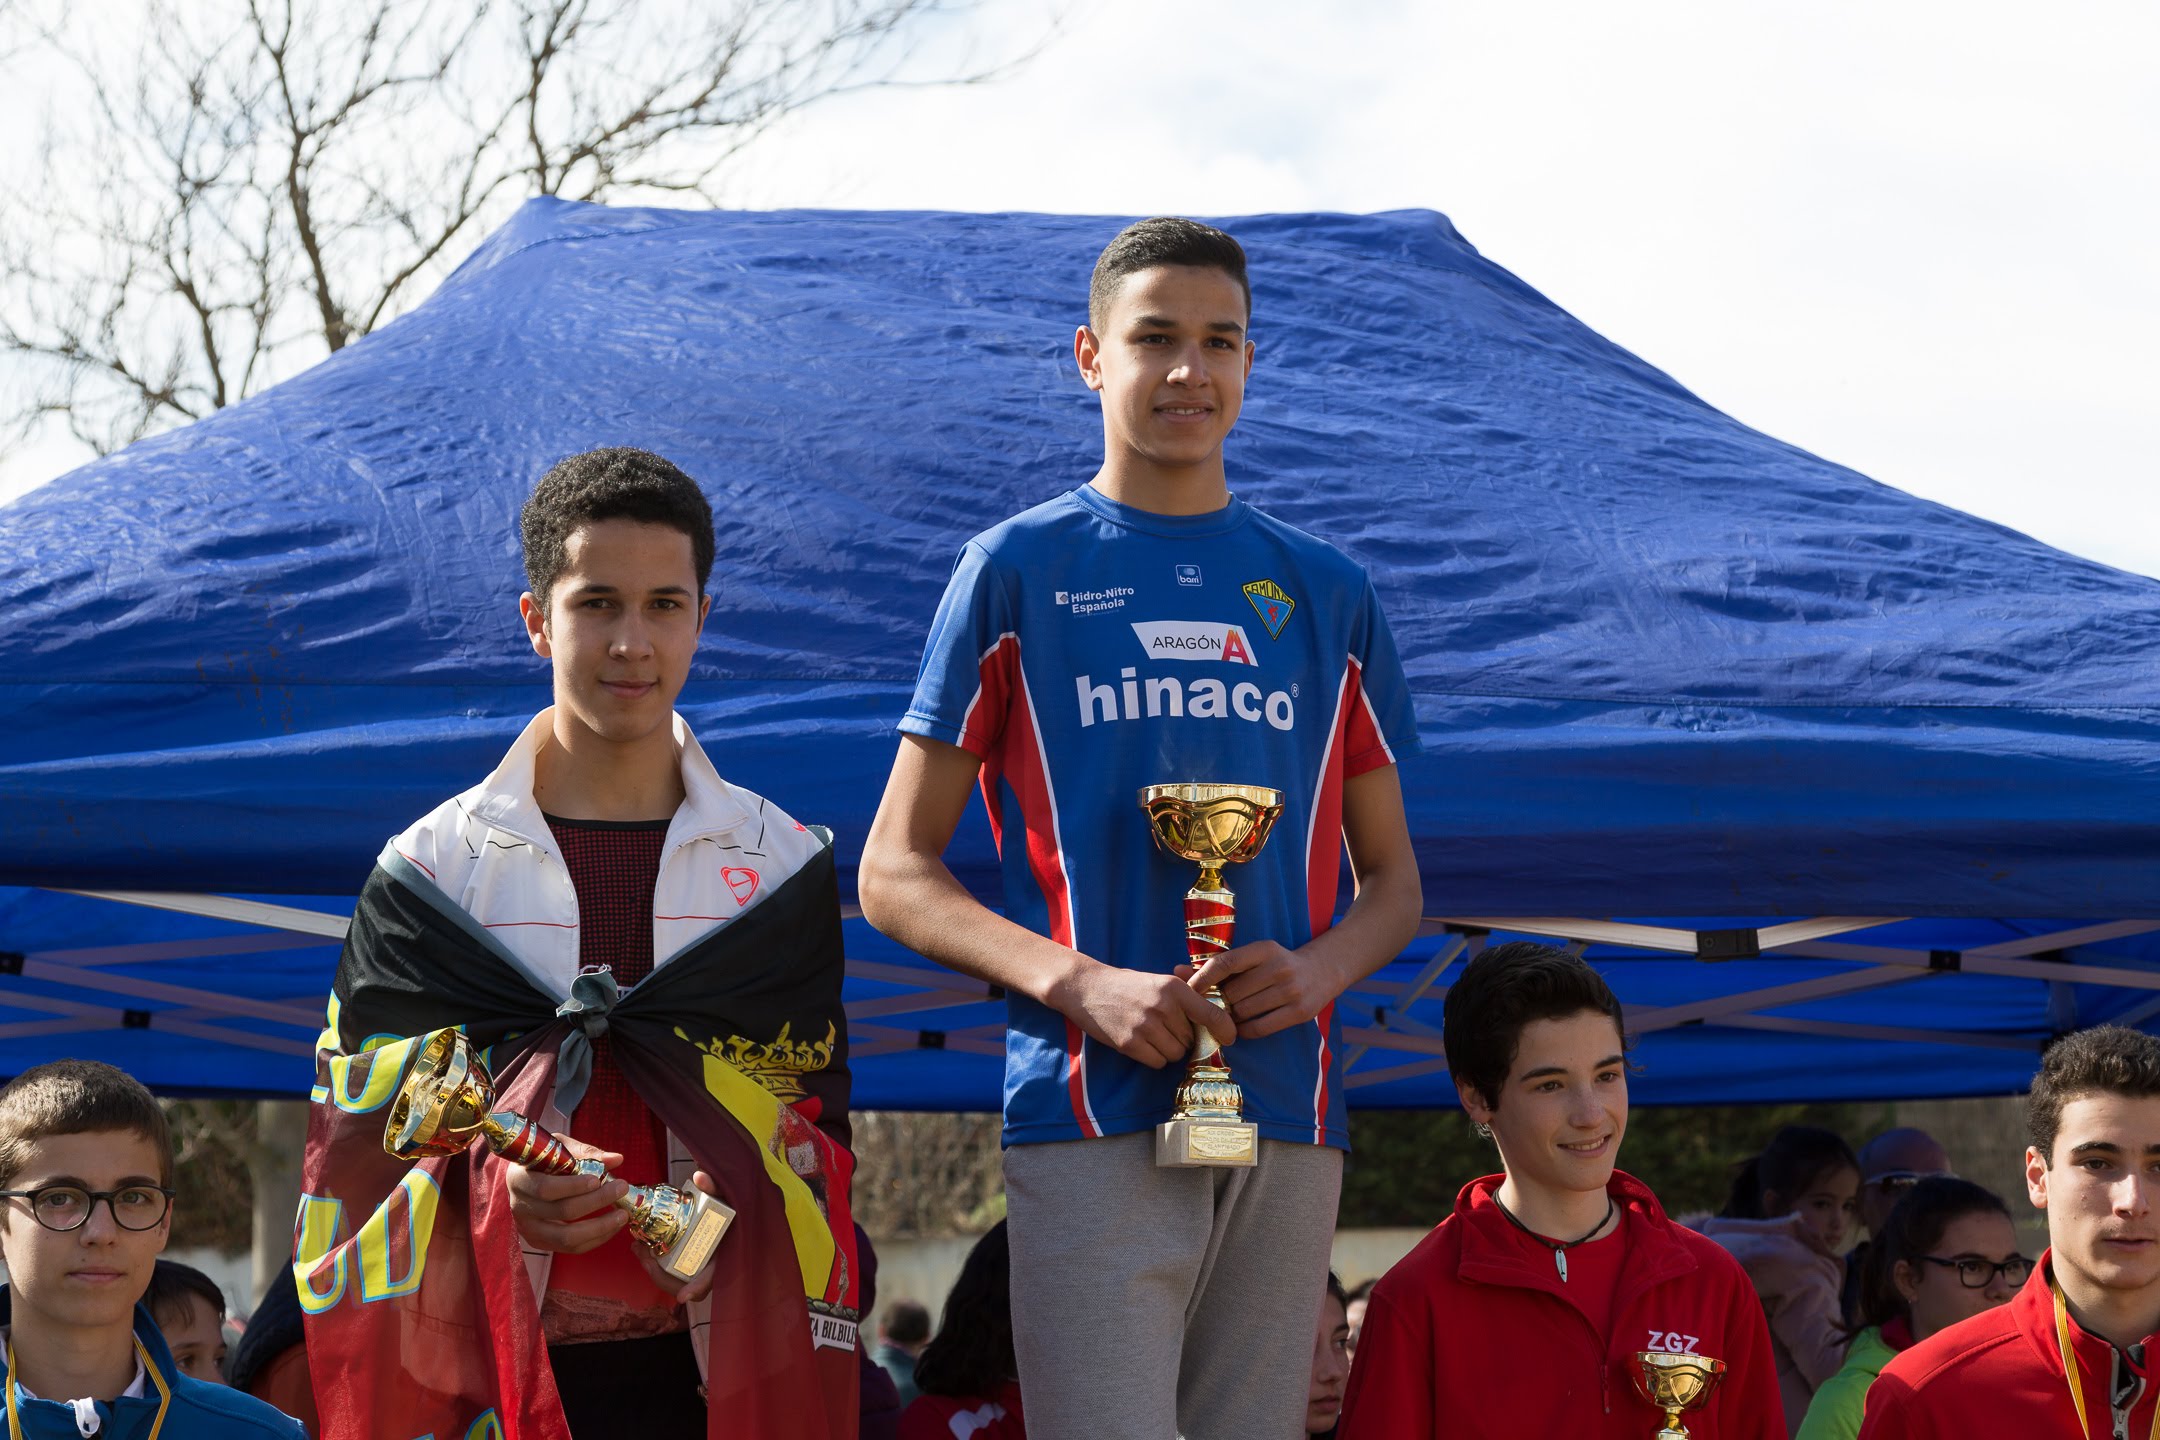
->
[1344, 654, 1394, 775]
[1000, 655, 1097, 1137]
[1304, 657, 1361, 1142]
[969, 635, 1020, 852]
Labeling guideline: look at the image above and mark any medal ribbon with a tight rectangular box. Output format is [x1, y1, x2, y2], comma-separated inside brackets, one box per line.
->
[2051, 1272, 2160, 1440]
[4, 1336, 169, 1440]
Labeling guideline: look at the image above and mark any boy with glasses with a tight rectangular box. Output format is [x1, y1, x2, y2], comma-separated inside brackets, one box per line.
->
[1859, 1026, 2160, 1438]
[0, 1060, 304, 1437]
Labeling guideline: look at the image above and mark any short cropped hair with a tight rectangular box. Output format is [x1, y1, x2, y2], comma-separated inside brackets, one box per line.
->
[520, 447, 716, 611]
[2028, 1024, 2160, 1163]
[1088, 217, 1251, 332]
[0, 1060, 173, 1192]
[146, 1259, 227, 1329]
[881, 1298, 931, 1347]
[1442, 940, 1628, 1112]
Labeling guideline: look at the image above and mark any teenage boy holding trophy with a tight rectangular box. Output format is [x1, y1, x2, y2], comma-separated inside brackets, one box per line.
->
[1338, 941, 1785, 1439]
[860, 217, 1424, 1440]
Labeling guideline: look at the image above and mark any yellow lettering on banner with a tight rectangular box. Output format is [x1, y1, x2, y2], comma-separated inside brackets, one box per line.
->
[464, 1409, 505, 1440]
[313, 993, 343, 1060]
[357, 1170, 440, 1302]
[310, 994, 344, 1103]
[292, 1194, 348, 1313]
[328, 1034, 419, 1114]
[292, 1169, 440, 1312]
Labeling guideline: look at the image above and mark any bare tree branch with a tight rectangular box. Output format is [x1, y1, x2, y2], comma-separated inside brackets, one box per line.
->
[0, 0, 1052, 461]
[849, 1111, 1004, 1239]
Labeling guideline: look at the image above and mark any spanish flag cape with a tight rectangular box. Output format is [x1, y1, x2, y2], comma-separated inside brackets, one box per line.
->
[297, 840, 858, 1440]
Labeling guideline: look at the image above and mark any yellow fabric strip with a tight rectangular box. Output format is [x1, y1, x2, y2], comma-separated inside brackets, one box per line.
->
[3, 1337, 169, 1440]
[682, 1029, 837, 1294]
[130, 1336, 171, 1439]
[2051, 1273, 2160, 1440]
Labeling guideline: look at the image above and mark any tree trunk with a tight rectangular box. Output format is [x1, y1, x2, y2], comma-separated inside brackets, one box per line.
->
[250, 1099, 309, 1307]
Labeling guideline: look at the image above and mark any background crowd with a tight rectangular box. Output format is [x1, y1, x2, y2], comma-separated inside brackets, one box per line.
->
[82, 1109, 2012, 1440]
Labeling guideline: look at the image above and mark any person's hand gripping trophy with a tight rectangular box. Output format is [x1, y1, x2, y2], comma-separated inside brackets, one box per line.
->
[384, 1027, 734, 1280]
[1138, 782, 1284, 1168]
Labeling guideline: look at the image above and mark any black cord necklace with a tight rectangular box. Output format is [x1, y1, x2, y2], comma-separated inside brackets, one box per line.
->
[1491, 1192, 1617, 1282]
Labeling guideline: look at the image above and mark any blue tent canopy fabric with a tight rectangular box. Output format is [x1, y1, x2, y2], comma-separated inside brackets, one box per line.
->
[3, 199, 2158, 1104]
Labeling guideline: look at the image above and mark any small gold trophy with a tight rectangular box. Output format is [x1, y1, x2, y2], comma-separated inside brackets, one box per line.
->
[1632, 1351, 1727, 1440]
[384, 1027, 734, 1282]
[1138, 782, 1284, 1169]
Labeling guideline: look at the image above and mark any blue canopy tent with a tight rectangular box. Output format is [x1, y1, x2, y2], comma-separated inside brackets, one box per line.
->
[3, 200, 2158, 1107]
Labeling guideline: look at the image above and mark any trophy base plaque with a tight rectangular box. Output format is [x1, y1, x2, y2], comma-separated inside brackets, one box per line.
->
[656, 1189, 734, 1280]
[571, 1153, 736, 1282]
[1155, 1117, 1258, 1168]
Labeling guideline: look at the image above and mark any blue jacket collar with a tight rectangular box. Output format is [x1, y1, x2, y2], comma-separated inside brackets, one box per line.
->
[0, 1290, 176, 1439]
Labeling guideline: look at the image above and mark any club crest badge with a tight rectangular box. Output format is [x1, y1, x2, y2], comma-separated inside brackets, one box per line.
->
[1242, 578, 1295, 639]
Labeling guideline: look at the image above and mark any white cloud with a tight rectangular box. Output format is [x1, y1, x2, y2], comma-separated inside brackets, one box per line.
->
[8, 0, 2155, 578]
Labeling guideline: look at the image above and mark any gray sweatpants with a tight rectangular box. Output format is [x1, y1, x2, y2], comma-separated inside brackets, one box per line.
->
[1003, 1132, 1343, 1440]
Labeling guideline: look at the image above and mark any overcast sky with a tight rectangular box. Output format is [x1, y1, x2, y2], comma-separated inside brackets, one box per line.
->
[6, 0, 2156, 577]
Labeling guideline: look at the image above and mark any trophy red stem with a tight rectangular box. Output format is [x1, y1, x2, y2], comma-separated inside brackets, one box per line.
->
[1184, 892, 1236, 961]
[1184, 875, 1238, 1068]
[492, 1112, 580, 1175]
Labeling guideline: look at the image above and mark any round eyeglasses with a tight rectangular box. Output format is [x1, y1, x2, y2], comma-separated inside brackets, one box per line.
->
[0, 1183, 174, 1232]
[1916, 1253, 2033, 1288]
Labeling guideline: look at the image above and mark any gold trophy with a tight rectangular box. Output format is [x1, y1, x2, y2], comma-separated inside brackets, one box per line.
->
[384, 1027, 734, 1282]
[1138, 782, 1284, 1168]
[1632, 1352, 1727, 1440]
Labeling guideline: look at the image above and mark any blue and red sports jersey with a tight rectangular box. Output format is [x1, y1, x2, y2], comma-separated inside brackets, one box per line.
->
[899, 484, 1421, 1149]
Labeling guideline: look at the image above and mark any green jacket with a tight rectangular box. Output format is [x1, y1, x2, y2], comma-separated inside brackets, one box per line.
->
[1794, 1325, 1898, 1440]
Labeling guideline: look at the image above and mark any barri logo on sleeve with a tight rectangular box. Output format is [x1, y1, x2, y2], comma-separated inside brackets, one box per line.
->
[1130, 620, 1257, 665]
[1242, 578, 1295, 639]
[1176, 564, 1203, 586]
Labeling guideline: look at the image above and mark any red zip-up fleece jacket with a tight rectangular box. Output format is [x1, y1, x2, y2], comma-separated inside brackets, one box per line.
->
[1337, 1171, 1786, 1440]
[1858, 1251, 2159, 1439]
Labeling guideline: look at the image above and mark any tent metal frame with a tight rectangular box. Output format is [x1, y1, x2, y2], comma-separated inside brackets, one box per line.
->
[12, 892, 2160, 1094]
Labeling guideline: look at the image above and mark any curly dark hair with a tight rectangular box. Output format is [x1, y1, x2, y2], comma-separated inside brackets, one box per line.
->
[1442, 941, 1628, 1112]
[1088, 217, 1251, 331]
[519, 447, 715, 611]
[2028, 1024, 2160, 1163]
[912, 1221, 1014, 1400]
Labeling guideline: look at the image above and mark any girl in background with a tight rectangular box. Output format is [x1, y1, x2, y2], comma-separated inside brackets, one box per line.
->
[1701, 1124, 1862, 1432]
[900, 1222, 1025, 1440]
[1795, 1177, 2025, 1440]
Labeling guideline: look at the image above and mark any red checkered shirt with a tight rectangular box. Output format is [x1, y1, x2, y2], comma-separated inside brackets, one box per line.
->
[541, 814, 678, 1342]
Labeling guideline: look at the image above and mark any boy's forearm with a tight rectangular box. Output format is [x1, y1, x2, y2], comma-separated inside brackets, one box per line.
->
[1297, 762, 1423, 1002]
[858, 841, 1092, 1009]
[1299, 848, 1424, 999]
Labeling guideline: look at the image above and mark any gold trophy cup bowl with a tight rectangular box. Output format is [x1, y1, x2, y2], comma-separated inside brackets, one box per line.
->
[1632, 1351, 1727, 1440]
[1138, 782, 1284, 1169]
[384, 1027, 734, 1282]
